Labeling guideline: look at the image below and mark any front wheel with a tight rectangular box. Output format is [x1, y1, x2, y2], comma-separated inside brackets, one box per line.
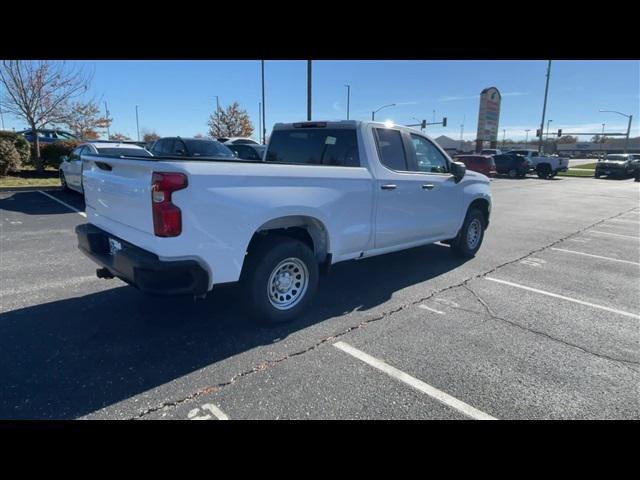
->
[59, 171, 69, 190]
[241, 235, 319, 325]
[508, 169, 518, 178]
[536, 164, 551, 179]
[450, 208, 485, 258]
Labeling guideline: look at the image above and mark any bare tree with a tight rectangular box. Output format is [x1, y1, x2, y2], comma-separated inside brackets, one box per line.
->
[109, 132, 131, 141]
[207, 101, 254, 138]
[0, 61, 90, 171]
[142, 130, 160, 143]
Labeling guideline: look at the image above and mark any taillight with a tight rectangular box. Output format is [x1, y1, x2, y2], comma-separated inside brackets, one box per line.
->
[151, 172, 187, 237]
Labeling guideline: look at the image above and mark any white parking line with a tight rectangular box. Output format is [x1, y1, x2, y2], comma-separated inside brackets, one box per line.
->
[485, 277, 640, 320]
[419, 305, 445, 315]
[588, 230, 639, 240]
[187, 403, 229, 420]
[333, 341, 496, 420]
[551, 248, 640, 266]
[38, 190, 87, 218]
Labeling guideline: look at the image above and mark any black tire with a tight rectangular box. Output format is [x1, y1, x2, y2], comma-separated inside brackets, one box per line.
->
[536, 164, 551, 179]
[508, 169, 517, 178]
[450, 208, 485, 258]
[60, 171, 69, 190]
[240, 235, 319, 325]
[595, 172, 601, 179]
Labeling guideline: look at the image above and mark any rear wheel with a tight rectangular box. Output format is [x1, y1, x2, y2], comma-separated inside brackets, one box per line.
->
[241, 235, 319, 325]
[450, 208, 485, 258]
[536, 164, 551, 179]
[508, 169, 517, 178]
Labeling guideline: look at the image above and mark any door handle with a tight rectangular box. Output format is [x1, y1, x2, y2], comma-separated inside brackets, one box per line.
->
[421, 184, 435, 190]
[381, 184, 397, 190]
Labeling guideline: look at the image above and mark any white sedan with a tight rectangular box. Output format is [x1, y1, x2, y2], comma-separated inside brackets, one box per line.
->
[59, 142, 152, 194]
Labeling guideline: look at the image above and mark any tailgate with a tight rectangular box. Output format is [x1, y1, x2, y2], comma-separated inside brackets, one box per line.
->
[83, 155, 160, 235]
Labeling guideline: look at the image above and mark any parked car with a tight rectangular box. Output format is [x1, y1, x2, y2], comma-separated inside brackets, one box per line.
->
[595, 154, 640, 179]
[492, 153, 529, 178]
[455, 155, 496, 177]
[481, 148, 502, 155]
[149, 137, 236, 160]
[75, 120, 491, 324]
[59, 141, 152, 194]
[18, 129, 79, 144]
[506, 149, 569, 178]
[226, 143, 266, 161]
[217, 137, 260, 145]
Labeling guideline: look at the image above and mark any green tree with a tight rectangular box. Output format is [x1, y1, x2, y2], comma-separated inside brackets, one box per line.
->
[207, 101, 254, 138]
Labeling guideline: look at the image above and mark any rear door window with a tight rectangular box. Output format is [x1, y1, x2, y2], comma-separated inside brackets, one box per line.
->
[373, 128, 407, 171]
[266, 129, 360, 167]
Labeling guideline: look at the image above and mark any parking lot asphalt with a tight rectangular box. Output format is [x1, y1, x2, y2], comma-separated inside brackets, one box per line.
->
[1, 175, 639, 420]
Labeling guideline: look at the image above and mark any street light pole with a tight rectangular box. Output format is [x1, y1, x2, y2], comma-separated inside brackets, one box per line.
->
[601, 123, 605, 156]
[538, 60, 552, 154]
[135, 105, 140, 141]
[600, 110, 633, 154]
[345, 84, 350, 120]
[261, 60, 266, 145]
[307, 60, 312, 121]
[525, 129, 530, 146]
[104, 101, 110, 139]
[258, 102, 262, 144]
[502, 129, 506, 149]
[372, 103, 396, 121]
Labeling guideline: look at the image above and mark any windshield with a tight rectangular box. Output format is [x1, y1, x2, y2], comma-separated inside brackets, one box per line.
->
[96, 147, 152, 156]
[184, 139, 235, 158]
[606, 155, 627, 161]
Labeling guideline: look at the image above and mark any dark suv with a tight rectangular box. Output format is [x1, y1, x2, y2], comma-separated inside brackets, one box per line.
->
[493, 153, 529, 178]
[595, 154, 640, 179]
[150, 137, 236, 159]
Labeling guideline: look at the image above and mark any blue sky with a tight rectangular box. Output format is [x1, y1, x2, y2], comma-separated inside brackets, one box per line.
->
[1, 60, 638, 141]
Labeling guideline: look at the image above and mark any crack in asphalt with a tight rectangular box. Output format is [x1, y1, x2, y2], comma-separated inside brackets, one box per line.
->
[461, 284, 640, 374]
[131, 205, 640, 419]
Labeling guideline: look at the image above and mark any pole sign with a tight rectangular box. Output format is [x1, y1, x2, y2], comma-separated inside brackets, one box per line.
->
[476, 87, 501, 142]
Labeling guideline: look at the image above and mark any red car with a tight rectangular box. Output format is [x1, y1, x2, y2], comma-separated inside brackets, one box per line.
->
[455, 155, 496, 178]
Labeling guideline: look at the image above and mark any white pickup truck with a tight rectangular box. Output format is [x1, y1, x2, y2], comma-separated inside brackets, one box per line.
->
[75, 121, 492, 324]
[506, 149, 569, 178]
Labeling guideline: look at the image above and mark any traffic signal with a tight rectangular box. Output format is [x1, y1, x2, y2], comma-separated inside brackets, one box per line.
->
[557, 129, 562, 137]
[421, 120, 426, 129]
[536, 129, 542, 137]
[442, 117, 447, 127]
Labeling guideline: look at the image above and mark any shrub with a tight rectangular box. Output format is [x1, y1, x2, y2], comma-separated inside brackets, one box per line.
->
[0, 130, 31, 165]
[0, 138, 22, 176]
[40, 140, 81, 169]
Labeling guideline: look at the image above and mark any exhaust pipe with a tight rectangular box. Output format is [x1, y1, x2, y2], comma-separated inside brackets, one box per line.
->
[96, 267, 115, 279]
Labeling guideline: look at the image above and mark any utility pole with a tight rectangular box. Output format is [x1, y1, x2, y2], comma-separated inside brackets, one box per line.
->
[307, 60, 312, 121]
[502, 129, 506, 149]
[345, 84, 350, 120]
[538, 60, 552, 154]
[601, 123, 605, 156]
[104, 101, 111, 139]
[261, 60, 266, 145]
[525, 129, 530, 146]
[258, 102, 262, 144]
[135, 105, 140, 141]
[260, 60, 267, 145]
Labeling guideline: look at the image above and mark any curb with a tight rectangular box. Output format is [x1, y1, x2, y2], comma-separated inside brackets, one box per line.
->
[0, 185, 62, 192]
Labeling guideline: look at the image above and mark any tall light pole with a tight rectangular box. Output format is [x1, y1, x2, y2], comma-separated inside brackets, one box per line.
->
[600, 110, 633, 153]
[546, 119, 553, 139]
[307, 60, 312, 121]
[261, 60, 266, 145]
[372, 103, 396, 121]
[502, 129, 506, 149]
[345, 84, 350, 120]
[460, 114, 465, 152]
[538, 60, 552, 154]
[135, 105, 140, 141]
[104, 101, 110, 139]
[601, 123, 605, 156]
[525, 129, 530, 146]
[258, 102, 262, 144]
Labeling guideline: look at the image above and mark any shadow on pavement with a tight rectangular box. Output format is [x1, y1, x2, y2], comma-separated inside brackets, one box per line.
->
[0, 242, 467, 419]
[0, 190, 85, 216]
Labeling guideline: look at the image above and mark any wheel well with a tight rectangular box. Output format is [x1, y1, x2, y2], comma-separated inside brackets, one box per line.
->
[469, 199, 490, 227]
[246, 216, 329, 264]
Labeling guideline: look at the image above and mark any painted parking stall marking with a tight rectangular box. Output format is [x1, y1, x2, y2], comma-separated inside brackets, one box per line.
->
[38, 190, 87, 218]
[333, 341, 497, 420]
[187, 403, 229, 420]
[550, 248, 640, 266]
[485, 277, 640, 320]
[588, 230, 640, 240]
[419, 305, 445, 315]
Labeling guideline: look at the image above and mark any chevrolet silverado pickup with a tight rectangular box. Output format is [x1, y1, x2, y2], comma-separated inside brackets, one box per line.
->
[75, 120, 492, 324]
[506, 149, 569, 178]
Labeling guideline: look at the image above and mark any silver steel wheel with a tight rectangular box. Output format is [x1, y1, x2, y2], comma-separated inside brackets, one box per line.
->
[267, 257, 309, 310]
[466, 218, 481, 250]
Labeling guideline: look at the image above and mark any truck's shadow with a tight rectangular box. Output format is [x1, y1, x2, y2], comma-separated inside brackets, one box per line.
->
[0, 243, 467, 419]
[0, 190, 85, 216]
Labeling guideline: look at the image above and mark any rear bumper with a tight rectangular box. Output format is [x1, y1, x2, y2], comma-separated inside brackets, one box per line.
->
[75, 223, 209, 296]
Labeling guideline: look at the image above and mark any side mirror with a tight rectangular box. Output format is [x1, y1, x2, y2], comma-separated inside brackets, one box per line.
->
[60, 155, 69, 162]
[451, 161, 466, 183]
